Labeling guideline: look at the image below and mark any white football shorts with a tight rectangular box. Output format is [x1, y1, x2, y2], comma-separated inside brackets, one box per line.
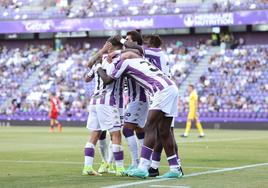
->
[86, 104, 122, 132]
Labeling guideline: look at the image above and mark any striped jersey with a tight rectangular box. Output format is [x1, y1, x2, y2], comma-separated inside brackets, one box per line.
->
[87, 64, 104, 97]
[89, 55, 124, 108]
[125, 48, 170, 103]
[126, 77, 148, 102]
[144, 47, 170, 76]
[111, 58, 174, 95]
[121, 46, 148, 103]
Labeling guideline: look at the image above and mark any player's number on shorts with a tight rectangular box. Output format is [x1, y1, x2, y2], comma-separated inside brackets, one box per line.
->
[140, 61, 159, 72]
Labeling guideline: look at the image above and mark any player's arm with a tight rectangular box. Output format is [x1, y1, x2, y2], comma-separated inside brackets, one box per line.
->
[85, 75, 94, 83]
[97, 67, 115, 85]
[120, 51, 141, 60]
[87, 42, 112, 68]
[121, 48, 141, 56]
[84, 68, 95, 83]
[87, 50, 104, 68]
[161, 54, 171, 76]
[107, 49, 141, 63]
[124, 41, 144, 55]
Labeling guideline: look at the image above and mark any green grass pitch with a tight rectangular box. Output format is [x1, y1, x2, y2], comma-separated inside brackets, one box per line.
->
[0, 126, 268, 188]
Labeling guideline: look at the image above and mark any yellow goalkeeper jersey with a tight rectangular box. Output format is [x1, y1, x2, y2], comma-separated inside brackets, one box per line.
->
[189, 90, 198, 115]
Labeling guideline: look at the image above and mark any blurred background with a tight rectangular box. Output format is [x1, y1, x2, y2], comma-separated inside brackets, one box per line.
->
[0, 0, 267, 129]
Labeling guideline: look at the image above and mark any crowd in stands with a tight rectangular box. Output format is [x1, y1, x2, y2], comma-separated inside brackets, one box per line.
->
[1, 0, 268, 20]
[0, 40, 267, 120]
[168, 40, 208, 86]
[0, 44, 52, 113]
[179, 45, 268, 119]
[65, 0, 199, 18]
[210, 0, 268, 12]
[0, 41, 207, 120]
[2, 43, 96, 120]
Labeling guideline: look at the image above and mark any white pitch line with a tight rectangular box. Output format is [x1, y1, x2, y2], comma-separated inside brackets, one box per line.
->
[0, 160, 221, 169]
[183, 162, 268, 178]
[0, 160, 82, 165]
[102, 162, 268, 188]
[150, 185, 190, 188]
[175, 136, 268, 143]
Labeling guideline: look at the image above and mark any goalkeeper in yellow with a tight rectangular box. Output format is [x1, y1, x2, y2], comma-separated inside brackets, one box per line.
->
[181, 84, 205, 138]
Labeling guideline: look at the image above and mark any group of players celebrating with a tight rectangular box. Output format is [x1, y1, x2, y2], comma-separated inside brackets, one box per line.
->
[82, 30, 183, 179]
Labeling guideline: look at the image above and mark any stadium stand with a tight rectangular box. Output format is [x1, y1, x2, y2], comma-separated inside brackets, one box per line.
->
[0, 44, 53, 111]
[168, 42, 208, 86]
[1, 0, 268, 187]
[0, 0, 268, 20]
[178, 45, 268, 119]
[0, 41, 208, 120]
[0, 40, 267, 120]
[0, 43, 97, 121]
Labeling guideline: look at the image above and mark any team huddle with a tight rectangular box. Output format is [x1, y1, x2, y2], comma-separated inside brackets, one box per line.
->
[82, 31, 183, 179]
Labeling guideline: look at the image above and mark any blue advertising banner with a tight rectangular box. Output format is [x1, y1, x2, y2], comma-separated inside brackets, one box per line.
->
[0, 10, 267, 33]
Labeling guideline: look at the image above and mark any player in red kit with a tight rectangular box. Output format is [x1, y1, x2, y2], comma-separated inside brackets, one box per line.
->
[49, 92, 62, 133]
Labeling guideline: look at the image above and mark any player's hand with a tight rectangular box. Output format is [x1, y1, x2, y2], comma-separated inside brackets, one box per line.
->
[101, 42, 112, 53]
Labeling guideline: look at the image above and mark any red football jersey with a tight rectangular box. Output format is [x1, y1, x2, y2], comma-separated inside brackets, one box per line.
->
[50, 96, 60, 112]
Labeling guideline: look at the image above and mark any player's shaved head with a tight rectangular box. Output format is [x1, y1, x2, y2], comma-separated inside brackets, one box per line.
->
[126, 30, 143, 45]
[107, 35, 123, 49]
[142, 35, 150, 45]
[148, 35, 162, 48]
